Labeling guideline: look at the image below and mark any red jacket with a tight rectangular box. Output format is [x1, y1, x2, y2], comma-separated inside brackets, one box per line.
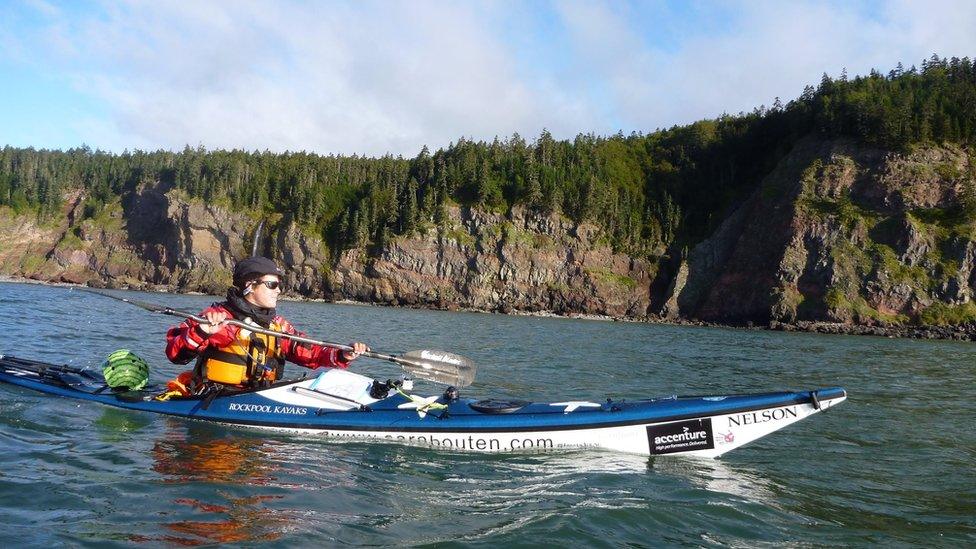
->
[165, 303, 351, 371]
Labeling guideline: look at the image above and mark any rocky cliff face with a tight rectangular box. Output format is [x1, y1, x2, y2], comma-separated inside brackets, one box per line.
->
[1, 183, 250, 293]
[663, 138, 976, 325]
[2, 138, 975, 328]
[0, 184, 654, 318]
[329, 207, 654, 316]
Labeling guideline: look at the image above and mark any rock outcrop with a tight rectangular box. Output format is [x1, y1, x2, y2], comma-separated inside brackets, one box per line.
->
[2, 138, 976, 331]
[1, 184, 251, 294]
[662, 138, 976, 326]
[328, 207, 654, 317]
[0, 184, 655, 318]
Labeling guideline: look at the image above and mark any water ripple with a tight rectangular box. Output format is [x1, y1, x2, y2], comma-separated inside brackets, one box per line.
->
[1, 282, 974, 545]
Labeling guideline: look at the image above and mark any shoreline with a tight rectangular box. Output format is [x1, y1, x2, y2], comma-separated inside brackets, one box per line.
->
[2, 275, 973, 342]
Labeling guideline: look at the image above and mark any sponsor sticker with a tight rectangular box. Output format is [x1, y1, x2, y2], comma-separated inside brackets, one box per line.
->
[646, 418, 715, 455]
[716, 431, 735, 445]
[227, 402, 309, 415]
[727, 406, 798, 427]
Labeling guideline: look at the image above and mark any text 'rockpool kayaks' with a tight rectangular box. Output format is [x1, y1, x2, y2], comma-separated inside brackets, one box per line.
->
[0, 354, 845, 458]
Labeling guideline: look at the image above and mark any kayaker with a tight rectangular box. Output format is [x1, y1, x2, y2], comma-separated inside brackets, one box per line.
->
[164, 256, 368, 395]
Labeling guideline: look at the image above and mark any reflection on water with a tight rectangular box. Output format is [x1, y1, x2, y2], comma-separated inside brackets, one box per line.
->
[425, 449, 776, 510]
[145, 420, 294, 545]
[650, 456, 778, 505]
[147, 494, 291, 546]
[94, 408, 153, 443]
[369, 448, 651, 517]
[500, 449, 653, 476]
[152, 421, 280, 484]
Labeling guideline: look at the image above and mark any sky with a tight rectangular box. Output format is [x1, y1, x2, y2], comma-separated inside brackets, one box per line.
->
[1, 0, 974, 158]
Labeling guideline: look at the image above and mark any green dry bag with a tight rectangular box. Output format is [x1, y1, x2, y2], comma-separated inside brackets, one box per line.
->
[102, 349, 149, 391]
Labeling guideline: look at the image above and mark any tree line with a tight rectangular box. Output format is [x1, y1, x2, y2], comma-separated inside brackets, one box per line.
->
[1, 55, 973, 259]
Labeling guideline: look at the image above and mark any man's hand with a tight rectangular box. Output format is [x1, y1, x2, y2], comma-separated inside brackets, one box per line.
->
[342, 342, 369, 361]
[199, 311, 229, 335]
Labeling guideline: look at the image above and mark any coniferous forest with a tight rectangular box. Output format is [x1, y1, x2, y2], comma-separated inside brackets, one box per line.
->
[1, 55, 974, 261]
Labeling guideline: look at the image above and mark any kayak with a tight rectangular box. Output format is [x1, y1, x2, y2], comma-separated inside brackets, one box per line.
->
[0, 354, 846, 457]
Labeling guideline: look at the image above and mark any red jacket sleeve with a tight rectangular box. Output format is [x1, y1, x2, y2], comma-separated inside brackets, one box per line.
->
[275, 317, 351, 370]
[165, 305, 237, 364]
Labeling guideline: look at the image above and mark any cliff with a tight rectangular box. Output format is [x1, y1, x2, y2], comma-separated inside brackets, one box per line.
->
[328, 207, 654, 317]
[0, 183, 654, 318]
[662, 137, 976, 327]
[2, 138, 976, 332]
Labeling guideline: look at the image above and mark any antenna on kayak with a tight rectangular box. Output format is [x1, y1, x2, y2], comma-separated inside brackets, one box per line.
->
[251, 219, 266, 257]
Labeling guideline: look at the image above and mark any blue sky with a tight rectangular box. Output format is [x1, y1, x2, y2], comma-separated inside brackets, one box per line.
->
[1, 0, 974, 157]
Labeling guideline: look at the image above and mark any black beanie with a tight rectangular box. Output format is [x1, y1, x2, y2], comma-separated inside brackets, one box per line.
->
[233, 256, 283, 288]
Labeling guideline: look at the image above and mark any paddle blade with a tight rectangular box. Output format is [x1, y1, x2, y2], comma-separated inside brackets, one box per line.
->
[398, 350, 477, 387]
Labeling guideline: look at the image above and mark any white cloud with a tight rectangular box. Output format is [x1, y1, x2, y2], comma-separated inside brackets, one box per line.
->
[4, 0, 976, 156]
[24, 1, 579, 155]
[555, 0, 976, 132]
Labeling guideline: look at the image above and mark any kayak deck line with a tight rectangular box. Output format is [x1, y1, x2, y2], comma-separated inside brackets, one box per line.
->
[0, 354, 846, 458]
[0, 366, 845, 430]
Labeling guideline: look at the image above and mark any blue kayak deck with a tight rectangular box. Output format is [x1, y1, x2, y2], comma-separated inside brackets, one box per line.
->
[0, 355, 845, 433]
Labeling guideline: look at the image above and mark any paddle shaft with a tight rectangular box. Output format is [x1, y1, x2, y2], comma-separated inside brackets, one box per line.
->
[80, 288, 477, 386]
[167, 308, 395, 362]
[108, 293, 403, 363]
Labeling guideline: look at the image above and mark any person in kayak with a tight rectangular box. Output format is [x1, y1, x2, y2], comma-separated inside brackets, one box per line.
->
[164, 256, 368, 395]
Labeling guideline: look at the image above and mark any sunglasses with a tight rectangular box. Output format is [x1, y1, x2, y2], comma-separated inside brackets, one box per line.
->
[252, 280, 281, 290]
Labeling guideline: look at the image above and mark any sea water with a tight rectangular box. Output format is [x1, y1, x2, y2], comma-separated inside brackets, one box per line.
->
[0, 282, 973, 546]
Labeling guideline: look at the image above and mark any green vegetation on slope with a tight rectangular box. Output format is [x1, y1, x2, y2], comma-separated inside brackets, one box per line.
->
[0, 55, 973, 263]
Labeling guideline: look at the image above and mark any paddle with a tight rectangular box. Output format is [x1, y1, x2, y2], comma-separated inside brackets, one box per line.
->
[81, 289, 477, 387]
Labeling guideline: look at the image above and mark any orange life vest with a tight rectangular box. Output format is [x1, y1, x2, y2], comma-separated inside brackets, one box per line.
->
[194, 320, 285, 387]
